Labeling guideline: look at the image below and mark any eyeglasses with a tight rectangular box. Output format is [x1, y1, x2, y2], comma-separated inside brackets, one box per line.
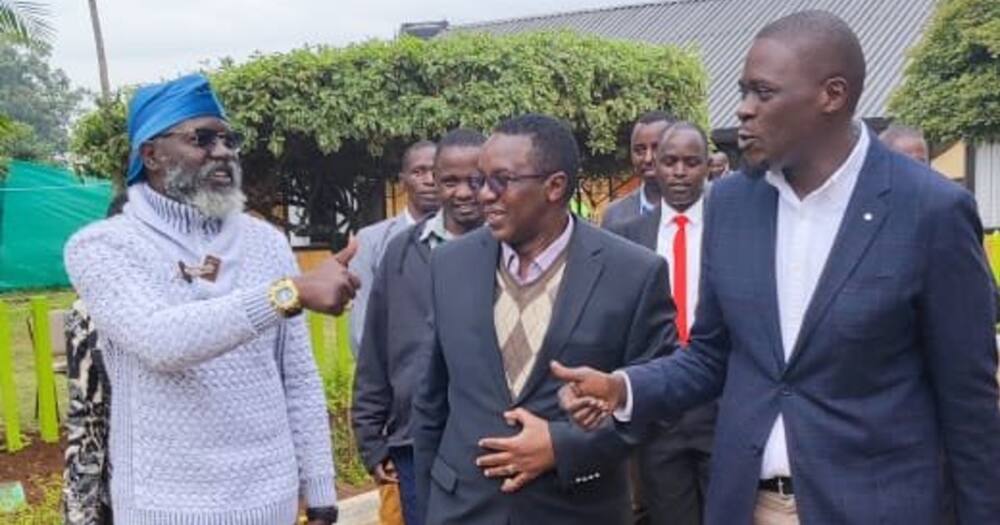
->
[470, 172, 553, 195]
[157, 128, 244, 152]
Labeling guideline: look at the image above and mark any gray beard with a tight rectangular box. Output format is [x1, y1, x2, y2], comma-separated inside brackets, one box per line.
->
[163, 161, 246, 218]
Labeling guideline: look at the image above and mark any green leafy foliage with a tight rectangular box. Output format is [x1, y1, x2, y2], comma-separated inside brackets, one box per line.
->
[0, 1, 52, 48]
[889, 0, 1000, 144]
[71, 31, 708, 234]
[0, 42, 88, 159]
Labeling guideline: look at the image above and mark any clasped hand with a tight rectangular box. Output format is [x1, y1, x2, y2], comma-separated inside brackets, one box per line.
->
[476, 408, 556, 493]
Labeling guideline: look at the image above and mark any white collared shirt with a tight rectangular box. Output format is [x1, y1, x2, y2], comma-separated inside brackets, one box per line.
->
[656, 198, 704, 330]
[759, 122, 870, 479]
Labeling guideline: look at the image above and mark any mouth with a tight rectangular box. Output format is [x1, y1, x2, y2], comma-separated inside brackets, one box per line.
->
[453, 203, 478, 215]
[737, 131, 757, 151]
[207, 168, 234, 186]
[484, 208, 505, 226]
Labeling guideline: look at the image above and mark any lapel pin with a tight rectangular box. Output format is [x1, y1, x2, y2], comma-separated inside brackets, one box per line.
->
[863, 212, 873, 222]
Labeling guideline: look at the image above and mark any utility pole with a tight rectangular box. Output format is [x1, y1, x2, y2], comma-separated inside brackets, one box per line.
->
[87, 0, 110, 99]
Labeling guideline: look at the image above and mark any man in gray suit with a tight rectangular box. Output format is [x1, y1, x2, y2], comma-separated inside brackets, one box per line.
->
[349, 140, 439, 357]
[413, 114, 676, 525]
[600, 111, 675, 230]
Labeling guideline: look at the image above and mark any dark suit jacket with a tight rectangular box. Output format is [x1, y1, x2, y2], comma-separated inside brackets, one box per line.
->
[601, 187, 647, 230]
[609, 201, 718, 453]
[625, 139, 1000, 524]
[351, 218, 434, 472]
[412, 218, 676, 525]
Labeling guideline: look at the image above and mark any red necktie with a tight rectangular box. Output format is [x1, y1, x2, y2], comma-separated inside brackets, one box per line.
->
[673, 215, 689, 344]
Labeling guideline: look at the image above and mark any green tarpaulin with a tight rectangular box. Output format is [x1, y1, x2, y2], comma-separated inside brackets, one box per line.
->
[0, 160, 112, 291]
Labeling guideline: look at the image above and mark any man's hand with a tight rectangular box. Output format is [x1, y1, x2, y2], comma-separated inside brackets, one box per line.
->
[293, 251, 361, 316]
[476, 408, 556, 493]
[550, 361, 628, 431]
[372, 458, 399, 485]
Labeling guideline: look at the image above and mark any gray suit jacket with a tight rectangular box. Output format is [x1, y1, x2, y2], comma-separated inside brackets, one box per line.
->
[348, 213, 412, 357]
[413, 218, 677, 525]
[600, 187, 646, 230]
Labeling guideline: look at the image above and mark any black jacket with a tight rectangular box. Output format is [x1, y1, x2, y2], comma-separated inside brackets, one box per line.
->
[351, 218, 435, 472]
[412, 219, 676, 525]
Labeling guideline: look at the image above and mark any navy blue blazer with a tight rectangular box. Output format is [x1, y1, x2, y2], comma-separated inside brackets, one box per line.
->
[624, 138, 1000, 524]
[413, 219, 675, 525]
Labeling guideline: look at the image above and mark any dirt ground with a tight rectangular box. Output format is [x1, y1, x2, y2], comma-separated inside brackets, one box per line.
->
[0, 435, 372, 507]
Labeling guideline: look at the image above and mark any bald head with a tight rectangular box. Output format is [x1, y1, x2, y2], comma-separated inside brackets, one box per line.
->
[880, 124, 929, 164]
[756, 10, 866, 114]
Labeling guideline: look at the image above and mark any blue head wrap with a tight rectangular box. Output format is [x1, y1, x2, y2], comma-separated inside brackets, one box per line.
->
[126, 73, 227, 185]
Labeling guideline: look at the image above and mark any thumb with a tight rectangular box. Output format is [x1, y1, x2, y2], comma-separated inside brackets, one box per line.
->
[503, 408, 530, 426]
[335, 237, 359, 265]
[550, 360, 586, 383]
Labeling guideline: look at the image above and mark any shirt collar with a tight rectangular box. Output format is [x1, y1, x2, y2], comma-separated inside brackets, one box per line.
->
[420, 209, 453, 248]
[402, 208, 417, 226]
[765, 122, 870, 210]
[638, 182, 659, 215]
[501, 213, 574, 284]
[660, 196, 704, 230]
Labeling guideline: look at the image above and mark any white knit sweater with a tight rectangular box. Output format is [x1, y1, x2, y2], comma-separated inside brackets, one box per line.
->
[64, 184, 336, 524]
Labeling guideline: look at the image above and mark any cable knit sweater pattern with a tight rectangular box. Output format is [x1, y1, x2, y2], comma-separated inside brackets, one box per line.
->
[64, 189, 336, 525]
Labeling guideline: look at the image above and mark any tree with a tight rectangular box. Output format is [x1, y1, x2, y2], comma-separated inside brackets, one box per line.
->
[888, 0, 1000, 144]
[0, 42, 88, 159]
[71, 31, 709, 241]
[0, 0, 52, 47]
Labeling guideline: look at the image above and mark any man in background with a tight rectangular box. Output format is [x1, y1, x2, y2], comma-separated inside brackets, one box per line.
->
[601, 111, 676, 230]
[879, 124, 929, 164]
[611, 122, 715, 525]
[353, 129, 486, 525]
[349, 140, 439, 358]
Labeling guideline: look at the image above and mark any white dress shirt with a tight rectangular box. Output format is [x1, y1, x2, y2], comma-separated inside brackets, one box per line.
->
[656, 197, 704, 331]
[638, 183, 659, 216]
[759, 123, 870, 478]
[614, 125, 873, 478]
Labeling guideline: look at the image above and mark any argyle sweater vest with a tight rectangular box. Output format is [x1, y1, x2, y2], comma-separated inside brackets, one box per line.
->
[494, 251, 568, 397]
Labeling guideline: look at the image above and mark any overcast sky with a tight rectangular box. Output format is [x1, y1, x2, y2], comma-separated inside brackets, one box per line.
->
[49, 0, 640, 93]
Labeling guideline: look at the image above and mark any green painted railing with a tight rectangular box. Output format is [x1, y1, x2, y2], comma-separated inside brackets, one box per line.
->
[0, 301, 24, 452]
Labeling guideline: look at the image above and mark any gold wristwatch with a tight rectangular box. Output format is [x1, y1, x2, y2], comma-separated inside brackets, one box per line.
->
[268, 277, 303, 318]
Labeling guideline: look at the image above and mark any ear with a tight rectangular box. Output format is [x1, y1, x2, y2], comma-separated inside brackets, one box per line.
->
[140, 142, 161, 172]
[820, 75, 850, 114]
[545, 172, 570, 204]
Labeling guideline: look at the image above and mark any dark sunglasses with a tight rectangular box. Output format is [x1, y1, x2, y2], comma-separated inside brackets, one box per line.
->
[470, 172, 552, 195]
[158, 128, 244, 151]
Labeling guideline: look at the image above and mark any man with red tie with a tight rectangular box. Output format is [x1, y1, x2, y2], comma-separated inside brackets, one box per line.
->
[609, 121, 714, 525]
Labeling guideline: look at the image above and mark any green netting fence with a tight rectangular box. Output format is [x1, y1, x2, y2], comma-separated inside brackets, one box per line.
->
[0, 161, 112, 292]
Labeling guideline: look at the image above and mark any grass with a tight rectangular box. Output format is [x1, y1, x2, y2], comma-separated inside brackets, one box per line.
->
[5, 473, 62, 524]
[0, 290, 75, 442]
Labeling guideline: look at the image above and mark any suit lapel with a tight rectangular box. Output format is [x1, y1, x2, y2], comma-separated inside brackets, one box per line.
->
[785, 142, 892, 371]
[469, 229, 513, 404]
[514, 219, 604, 404]
[757, 183, 787, 374]
[637, 208, 660, 251]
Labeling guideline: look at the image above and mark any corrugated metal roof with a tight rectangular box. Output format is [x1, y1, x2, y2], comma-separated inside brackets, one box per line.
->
[447, 0, 937, 129]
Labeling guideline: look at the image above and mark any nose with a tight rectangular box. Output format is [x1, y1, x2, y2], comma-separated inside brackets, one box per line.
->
[643, 149, 655, 165]
[478, 178, 498, 204]
[736, 96, 755, 123]
[208, 137, 237, 160]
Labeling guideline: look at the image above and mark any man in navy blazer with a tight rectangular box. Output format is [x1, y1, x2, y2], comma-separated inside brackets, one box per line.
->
[554, 11, 1000, 525]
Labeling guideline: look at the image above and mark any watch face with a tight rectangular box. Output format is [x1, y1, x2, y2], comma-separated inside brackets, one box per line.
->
[276, 286, 295, 304]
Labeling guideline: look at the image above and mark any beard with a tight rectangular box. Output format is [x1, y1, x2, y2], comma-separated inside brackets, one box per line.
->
[163, 160, 247, 218]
